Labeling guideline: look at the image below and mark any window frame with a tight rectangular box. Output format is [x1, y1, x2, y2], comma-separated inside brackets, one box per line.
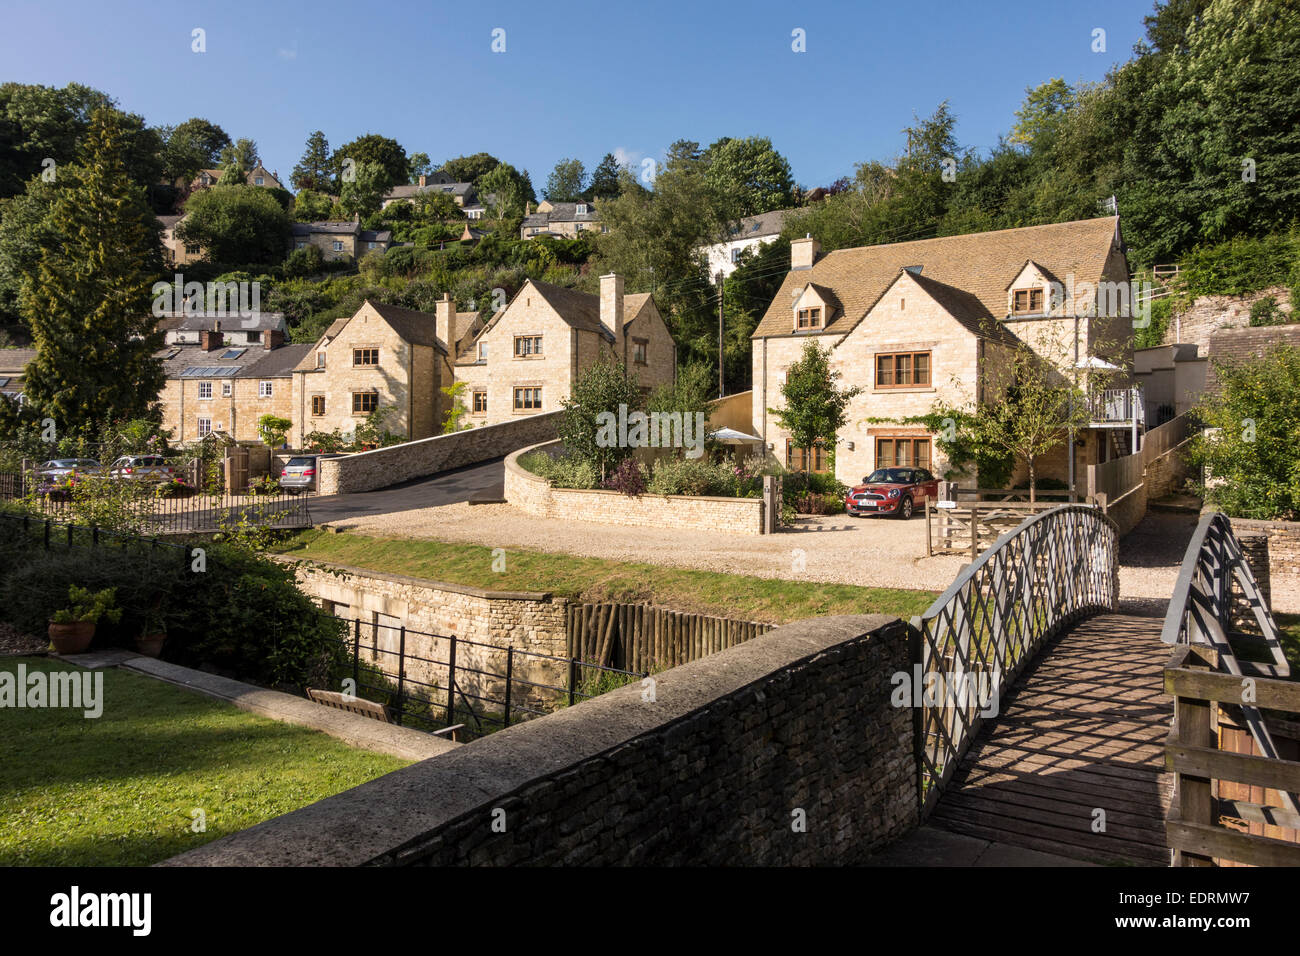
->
[633, 338, 649, 365]
[1012, 287, 1046, 315]
[197, 381, 213, 400]
[785, 439, 829, 474]
[795, 306, 823, 330]
[513, 335, 543, 358]
[875, 350, 932, 389]
[512, 386, 542, 411]
[351, 391, 379, 415]
[875, 436, 933, 471]
[310, 395, 326, 417]
[197, 417, 212, 438]
[259, 381, 273, 398]
[471, 390, 488, 413]
[353, 347, 379, 367]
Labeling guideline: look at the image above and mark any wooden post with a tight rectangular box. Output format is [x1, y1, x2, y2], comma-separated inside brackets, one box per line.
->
[970, 503, 980, 561]
[925, 499, 933, 557]
[1172, 652, 1217, 866]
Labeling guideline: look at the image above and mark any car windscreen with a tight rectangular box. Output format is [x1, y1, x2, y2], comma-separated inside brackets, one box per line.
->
[285, 458, 314, 467]
[865, 469, 912, 484]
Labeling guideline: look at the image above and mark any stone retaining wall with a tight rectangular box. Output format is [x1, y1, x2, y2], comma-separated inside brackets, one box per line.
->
[1229, 517, 1300, 580]
[505, 441, 767, 535]
[318, 411, 563, 495]
[163, 614, 920, 867]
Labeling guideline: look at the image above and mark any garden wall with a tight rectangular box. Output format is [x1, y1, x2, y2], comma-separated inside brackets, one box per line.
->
[1228, 517, 1300, 580]
[318, 411, 563, 495]
[164, 614, 920, 867]
[505, 441, 768, 535]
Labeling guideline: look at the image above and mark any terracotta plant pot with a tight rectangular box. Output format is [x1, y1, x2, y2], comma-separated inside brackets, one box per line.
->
[48, 620, 95, 655]
[135, 633, 166, 658]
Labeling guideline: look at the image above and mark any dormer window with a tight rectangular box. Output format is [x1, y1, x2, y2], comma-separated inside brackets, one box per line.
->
[576, 203, 588, 216]
[796, 307, 823, 330]
[1012, 288, 1045, 315]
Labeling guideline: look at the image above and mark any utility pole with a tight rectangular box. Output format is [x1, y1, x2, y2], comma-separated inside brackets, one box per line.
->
[717, 271, 725, 398]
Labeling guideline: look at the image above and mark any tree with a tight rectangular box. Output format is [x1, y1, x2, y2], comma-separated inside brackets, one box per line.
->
[702, 136, 796, 218]
[1009, 79, 1078, 151]
[440, 381, 471, 432]
[257, 414, 291, 447]
[544, 157, 586, 202]
[338, 161, 389, 219]
[14, 109, 164, 440]
[290, 130, 332, 192]
[557, 359, 644, 478]
[477, 161, 534, 219]
[586, 152, 623, 201]
[407, 151, 433, 183]
[176, 185, 290, 266]
[217, 137, 259, 177]
[161, 117, 231, 185]
[333, 134, 407, 191]
[1190, 344, 1300, 519]
[440, 152, 501, 184]
[291, 189, 337, 222]
[768, 341, 861, 469]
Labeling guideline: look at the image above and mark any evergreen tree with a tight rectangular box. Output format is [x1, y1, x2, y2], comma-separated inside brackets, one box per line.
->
[17, 108, 164, 440]
[291, 130, 332, 192]
[586, 153, 623, 201]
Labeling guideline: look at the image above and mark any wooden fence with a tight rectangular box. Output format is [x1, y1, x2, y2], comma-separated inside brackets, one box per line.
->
[565, 602, 773, 673]
[1085, 411, 1195, 504]
[926, 498, 1072, 558]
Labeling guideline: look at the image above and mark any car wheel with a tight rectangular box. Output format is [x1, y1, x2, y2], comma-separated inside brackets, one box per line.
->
[898, 496, 914, 519]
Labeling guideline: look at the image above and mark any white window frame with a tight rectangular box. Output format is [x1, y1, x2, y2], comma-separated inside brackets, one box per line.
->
[332, 241, 343, 252]
[259, 381, 273, 398]
[197, 417, 212, 437]
[221, 382, 232, 397]
[197, 381, 213, 400]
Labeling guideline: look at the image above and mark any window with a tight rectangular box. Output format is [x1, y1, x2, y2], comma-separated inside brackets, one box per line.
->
[731, 247, 743, 264]
[513, 386, 542, 411]
[875, 351, 932, 388]
[633, 339, 648, 365]
[876, 437, 932, 470]
[296, 241, 307, 250]
[576, 204, 588, 216]
[197, 418, 212, 437]
[259, 381, 273, 398]
[352, 392, 378, 414]
[1012, 288, 1045, 315]
[311, 395, 325, 416]
[316, 351, 326, 368]
[221, 382, 232, 397]
[254, 176, 265, 186]
[575, 222, 584, 231]
[785, 441, 828, 474]
[185, 243, 200, 255]
[353, 348, 379, 366]
[472, 390, 487, 413]
[197, 381, 213, 400]
[514, 335, 543, 357]
[332, 241, 343, 252]
[796, 307, 822, 330]
[477, 342, 488, 362]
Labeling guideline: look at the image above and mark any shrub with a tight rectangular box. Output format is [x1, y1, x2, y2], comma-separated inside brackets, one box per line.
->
[602, 458, 646, 497]
[50, 586, 122, 626]
[529, 453, 599, 490]
[1249, 297, 1285, 327]
[283, 243, 324, 278]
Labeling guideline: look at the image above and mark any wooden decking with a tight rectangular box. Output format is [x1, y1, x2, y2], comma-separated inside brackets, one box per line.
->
[929, 614, 1173, 866]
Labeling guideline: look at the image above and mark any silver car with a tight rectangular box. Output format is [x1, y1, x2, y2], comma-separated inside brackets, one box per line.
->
[108, 455, 175, 481]
[278, 455, 342, 493]
[37, 458, 103, 480]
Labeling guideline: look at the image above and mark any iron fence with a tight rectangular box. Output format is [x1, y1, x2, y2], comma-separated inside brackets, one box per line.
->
[322, 615, 648, 740]
[912, 504, 1119, 816]
[0, 472, 312, 533]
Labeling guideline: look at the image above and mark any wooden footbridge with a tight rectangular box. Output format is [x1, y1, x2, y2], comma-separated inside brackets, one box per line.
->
[905, 506, 1300, 867]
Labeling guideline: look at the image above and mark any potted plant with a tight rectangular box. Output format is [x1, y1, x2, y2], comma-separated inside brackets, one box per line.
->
[136, 605, 166, 658]
[48, 586, 123, 655]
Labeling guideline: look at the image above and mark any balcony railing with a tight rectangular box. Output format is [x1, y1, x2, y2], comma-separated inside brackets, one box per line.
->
[1089, 387, 1144, 425]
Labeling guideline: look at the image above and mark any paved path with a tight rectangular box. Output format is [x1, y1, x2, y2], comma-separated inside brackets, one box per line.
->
[926, 613, 1173, 866]
[308, 458, 504, 525]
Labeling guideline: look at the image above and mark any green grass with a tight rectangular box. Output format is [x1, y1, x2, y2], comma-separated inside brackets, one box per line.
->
[0, 658, 409, 866]
[274, 529, 938, 624]
[1275, 613, 1300, 670]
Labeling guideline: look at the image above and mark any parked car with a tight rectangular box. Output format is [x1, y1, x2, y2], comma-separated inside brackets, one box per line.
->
[845, 467, 940, 519]
[108, 455, 175, 481]
[278, 454, 344, 494]
[34, 459, 102, 496]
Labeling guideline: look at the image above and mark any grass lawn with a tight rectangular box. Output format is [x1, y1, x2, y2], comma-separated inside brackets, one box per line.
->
[1275, 613, 1300, 670]
[274, 529, 939, 624]
[0, 657, 409, 866]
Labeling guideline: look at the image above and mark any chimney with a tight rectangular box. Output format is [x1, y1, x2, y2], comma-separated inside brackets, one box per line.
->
[200, 325, 224, 351]
[600, 273, 624, 343]
[435, 293, 454, 347]
[791, 233, 820, 270]
[264, 328, 285, 351]
[525, 201, 532, 217]
[418, 174, 428, 188]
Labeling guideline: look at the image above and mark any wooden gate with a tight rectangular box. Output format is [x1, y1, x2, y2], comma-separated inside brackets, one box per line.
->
[565, 602, 772, 673]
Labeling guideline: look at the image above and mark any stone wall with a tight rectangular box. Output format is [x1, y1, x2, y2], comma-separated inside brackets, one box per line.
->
[506, 441, 768, 535]
[1229, 517, 1300, 580]
[319, 409, 562, 494]
[288, 559, 568, 708]
[1160, 286, 1292, 352]
[163, 614, 920, 867]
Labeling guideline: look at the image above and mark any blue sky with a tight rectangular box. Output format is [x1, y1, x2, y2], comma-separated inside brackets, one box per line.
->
[2, 0, 1151, 189]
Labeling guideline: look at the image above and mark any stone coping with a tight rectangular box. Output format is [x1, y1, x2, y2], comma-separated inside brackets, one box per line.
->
[1229, 515, 1300, 533]
[161, 613, 903, 867]
[120, 656, 458, 762]
[271, 554, 558, 602]
[506, 440, 765, 506]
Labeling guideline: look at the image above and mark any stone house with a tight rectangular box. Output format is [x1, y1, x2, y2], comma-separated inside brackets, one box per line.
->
[520, 201, 605, 239]
[157, 330, 310, 445]
[0, 348, 35, 404]
[698, 208, 792, 282]
[157, 311, 288, 348]
[382, 175, 481, 211]
[752, 216, 1137, 488]
[290, 221, 393, 262]
[454, 275, 677, 427]
[289, 300, 453, 448]
[190, 165, 285, 191]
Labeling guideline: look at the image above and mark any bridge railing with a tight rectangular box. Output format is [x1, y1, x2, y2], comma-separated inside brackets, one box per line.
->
[1161, 513, 1300, 865]
[912, 504, 1119, 816]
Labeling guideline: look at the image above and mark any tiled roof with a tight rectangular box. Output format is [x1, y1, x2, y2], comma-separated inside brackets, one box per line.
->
[291, 221, 360, 236]
[384, 181, 474, 201]
[160, 344, 272, 378]
[242, 344, 312, 378]
[1204, 325, 1300, 396]
[158, 311, 287, 332]
[365, 300, 447, 353]
[753, 216, 1120, 339]
[526, 281, 609, 338]
[0, 348, 36, 372]
[532, 202, 601, 223]
[725, 208, 791, 241]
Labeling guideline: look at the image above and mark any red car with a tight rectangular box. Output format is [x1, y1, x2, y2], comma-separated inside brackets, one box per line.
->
[846, 467, 940, 519]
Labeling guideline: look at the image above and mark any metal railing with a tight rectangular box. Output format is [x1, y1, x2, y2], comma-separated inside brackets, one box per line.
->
[325, 616, 648, 740]
[912, 504, 1119, 815]
[1161, 512, 1299, 864]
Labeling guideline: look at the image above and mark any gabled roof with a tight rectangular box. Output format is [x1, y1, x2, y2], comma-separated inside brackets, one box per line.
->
[242, 343, 312, 378]
[885, 270, 1021, 347]
[754, 216, 1120, 340]
[724, 208, 791, 242]
[0, 348, 37, 373]
[364, 300, 448, 353]
[158, 311, 287, 332]
[526, 281, 609, 338]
